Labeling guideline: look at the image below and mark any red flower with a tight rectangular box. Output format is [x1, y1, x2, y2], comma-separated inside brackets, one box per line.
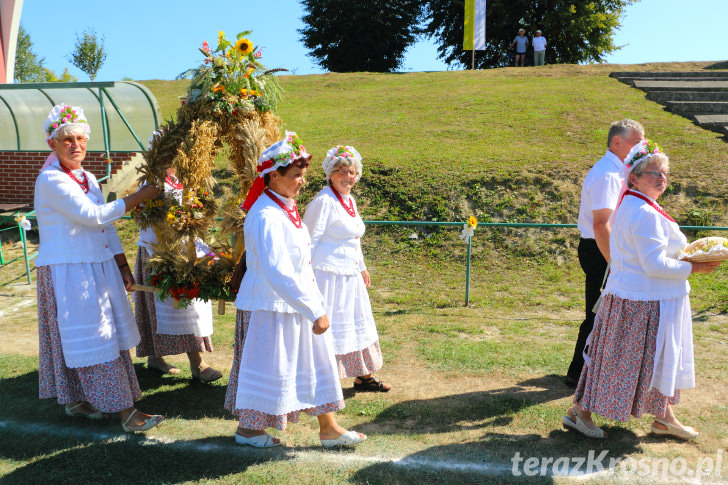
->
[170, 282, 200, 301]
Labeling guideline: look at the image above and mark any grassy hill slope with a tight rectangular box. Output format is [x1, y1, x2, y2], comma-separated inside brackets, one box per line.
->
[140, 62, 728, 256]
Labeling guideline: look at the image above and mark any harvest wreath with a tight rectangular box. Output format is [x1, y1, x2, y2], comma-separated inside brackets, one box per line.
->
[132, 29, 284, 308]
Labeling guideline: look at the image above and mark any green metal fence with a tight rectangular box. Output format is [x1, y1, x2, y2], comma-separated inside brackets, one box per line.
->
[0, 209, 34, 284]
[3, 213, 728, 302]
[363, 220, 728, 305]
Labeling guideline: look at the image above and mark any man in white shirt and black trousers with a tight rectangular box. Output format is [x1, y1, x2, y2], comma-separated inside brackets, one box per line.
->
[565, 119, 645, 388]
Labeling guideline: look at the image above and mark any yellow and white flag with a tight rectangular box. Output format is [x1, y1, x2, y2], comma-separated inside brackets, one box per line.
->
[463, 0, 486, 51]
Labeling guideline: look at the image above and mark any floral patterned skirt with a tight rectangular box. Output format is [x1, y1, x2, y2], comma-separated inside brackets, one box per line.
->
[37, 265, 141, 413]
[337, 341, 384, 378]
[225, 309, 344, 431]
[574, 293, 679, 421]
[133, 248, 213, 357]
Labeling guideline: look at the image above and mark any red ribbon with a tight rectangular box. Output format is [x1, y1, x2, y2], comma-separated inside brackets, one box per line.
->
[242, 177, 265, 211]
[622, 189, 675, 222]
[242, 159, 278, 210]
[257, 159, 274, 173]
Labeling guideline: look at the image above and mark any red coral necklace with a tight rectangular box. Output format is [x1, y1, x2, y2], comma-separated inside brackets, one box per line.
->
[59, 163, 89, 194]
[329, 185, 356, 217]
[265, 189, 302, 228]
[165, 175, 183, 190]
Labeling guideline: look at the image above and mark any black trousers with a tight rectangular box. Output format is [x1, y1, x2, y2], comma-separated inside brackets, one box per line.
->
[566, 238, 608, 380]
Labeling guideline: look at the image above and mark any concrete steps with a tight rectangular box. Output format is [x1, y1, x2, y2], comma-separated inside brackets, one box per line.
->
[101, 153, 144, 202]
[610, 71, 728, 138]
[646, 91, 728, 103]
[665, 101, 728, 115]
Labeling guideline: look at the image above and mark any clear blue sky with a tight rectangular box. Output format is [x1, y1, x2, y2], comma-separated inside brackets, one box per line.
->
[17, 0, 727, 82]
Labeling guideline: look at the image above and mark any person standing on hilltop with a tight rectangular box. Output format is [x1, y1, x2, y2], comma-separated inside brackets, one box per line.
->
[511, 28, 528, 67]
[532, 30, 547, 66]
[565, 119, 645, 388]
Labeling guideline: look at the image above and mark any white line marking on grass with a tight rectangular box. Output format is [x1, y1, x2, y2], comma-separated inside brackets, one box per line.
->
[0, 419, 613, 479]
[0, 298, 34, 318]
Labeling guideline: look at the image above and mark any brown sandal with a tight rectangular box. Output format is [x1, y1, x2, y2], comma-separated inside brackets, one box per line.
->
[191, 366, 222, 383]
[353, 376, 390, 392]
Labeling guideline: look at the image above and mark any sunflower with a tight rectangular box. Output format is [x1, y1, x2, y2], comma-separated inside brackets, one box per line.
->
[233, 38, 254, 56]
[467, 216, 478, 228]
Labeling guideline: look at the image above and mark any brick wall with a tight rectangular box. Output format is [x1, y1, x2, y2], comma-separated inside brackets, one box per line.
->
[0, 151, 138, 205]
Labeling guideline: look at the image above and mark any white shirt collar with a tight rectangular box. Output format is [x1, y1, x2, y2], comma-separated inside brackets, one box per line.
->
[267, 188, 296, 209]
[605, 150, 623, 170]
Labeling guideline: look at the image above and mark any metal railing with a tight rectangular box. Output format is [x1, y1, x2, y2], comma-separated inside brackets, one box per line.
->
[5, 214, 728, 304]
[0, 209, 35, 284]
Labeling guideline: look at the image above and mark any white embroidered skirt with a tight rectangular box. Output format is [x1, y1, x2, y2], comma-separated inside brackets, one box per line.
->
[314, 268, 379, 356]
[50, 260, 139, 368]
[235, 310, 343, 416]
[154, 292, 213, 337]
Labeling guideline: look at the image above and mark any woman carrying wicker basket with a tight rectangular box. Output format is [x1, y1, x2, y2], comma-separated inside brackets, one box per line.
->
[302, 146, 390, 392]
[228, 132, 366, 448]
[34, 105, 163, 432]
[564, 141, 720, 440]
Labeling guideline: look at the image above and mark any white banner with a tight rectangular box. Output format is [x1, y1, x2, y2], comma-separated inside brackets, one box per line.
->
[474, 0, 486, 50]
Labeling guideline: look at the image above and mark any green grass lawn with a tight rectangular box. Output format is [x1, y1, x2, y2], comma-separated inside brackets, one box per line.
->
[2, 62, 728, 483]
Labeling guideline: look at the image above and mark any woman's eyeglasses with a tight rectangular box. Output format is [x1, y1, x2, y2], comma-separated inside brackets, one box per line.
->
[642, 171, 670, 179]
[59, 136, 87, 146]
[334, 169, 358, 177]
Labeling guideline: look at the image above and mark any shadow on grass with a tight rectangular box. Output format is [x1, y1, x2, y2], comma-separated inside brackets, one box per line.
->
[0, 433, 280, 484]
[349, 429, 643, 484]
[704, 61, 728, 70]
[0, 361, 232, 431]
[133, 363, 231, 419]
[353, 375, 572, 435]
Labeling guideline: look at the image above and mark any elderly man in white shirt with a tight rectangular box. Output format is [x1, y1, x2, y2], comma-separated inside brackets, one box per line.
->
[565, 119, 645, 388]
[532, 30, 547, 66]
[35, 104, 163, 432]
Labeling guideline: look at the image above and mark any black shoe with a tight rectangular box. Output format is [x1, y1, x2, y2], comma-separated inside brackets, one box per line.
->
[564, 375, 579, 388]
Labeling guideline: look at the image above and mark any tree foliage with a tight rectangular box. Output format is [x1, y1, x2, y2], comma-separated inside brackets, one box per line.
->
[67, 29, 107, 81]
[424, 0, 637, 69]
[299, 0, 423, 72]
[14, 26, 46, 82]
[44, 68, 78, 83]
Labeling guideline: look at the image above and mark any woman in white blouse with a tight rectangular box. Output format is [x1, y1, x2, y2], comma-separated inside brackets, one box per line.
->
[303, 146, 390, 392]
[134, 151, 221, 382]
[564, 141, 719, 439]
[34, 104, 163, 432]
[230, 133, 366, 448]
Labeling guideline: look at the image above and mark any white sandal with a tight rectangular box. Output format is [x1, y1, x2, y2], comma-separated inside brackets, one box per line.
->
[563, 408, 605, 439]
[235, 432, 281, 448]
[65, 402, 103, 420]
[121, 409, 164, 433]
[651, 419, 698, 440]
[321, 430, 367, 448]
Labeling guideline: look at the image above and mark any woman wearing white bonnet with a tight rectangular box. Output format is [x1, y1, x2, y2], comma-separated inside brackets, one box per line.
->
[302, 145, 391, 392]
[230, 132, 366, 448]
[132, 129, 221, 382]
[564, 140, 720, 440]
[35, 104, 163, 432]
